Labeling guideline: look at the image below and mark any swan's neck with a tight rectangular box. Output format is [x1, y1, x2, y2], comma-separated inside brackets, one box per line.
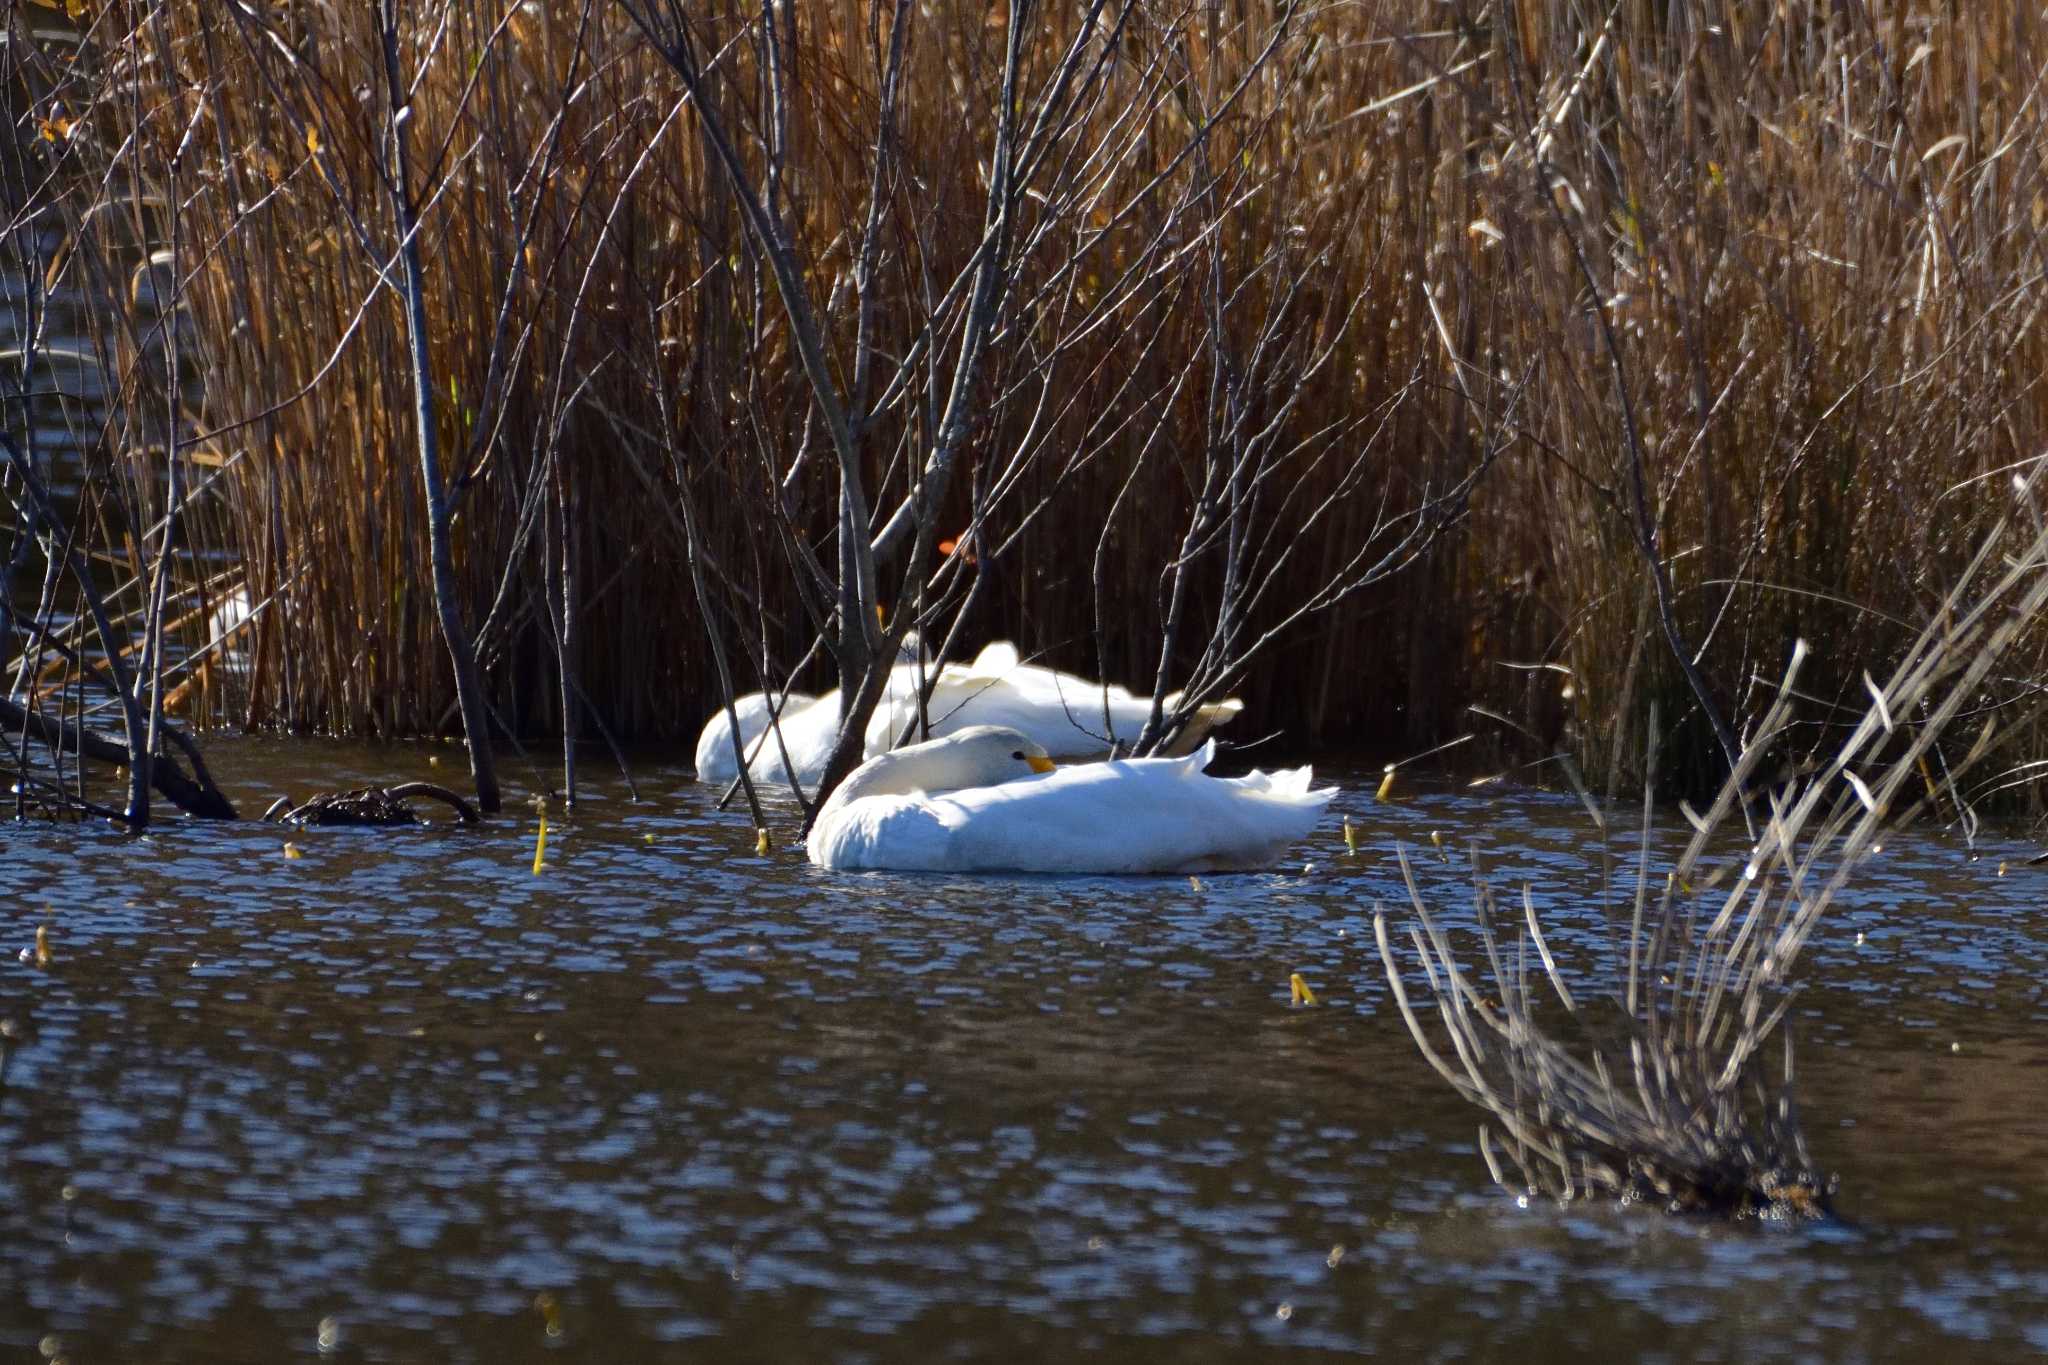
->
[818, 747, 928, 818]
[819, 736, 1017, 819]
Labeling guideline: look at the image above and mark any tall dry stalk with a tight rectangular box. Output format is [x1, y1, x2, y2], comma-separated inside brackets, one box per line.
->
[373, 0, 501, 812]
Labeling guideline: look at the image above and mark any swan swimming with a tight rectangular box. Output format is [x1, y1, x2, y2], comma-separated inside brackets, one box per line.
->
[806, 724, 1337, 874]
[695, 641, 1242, 791]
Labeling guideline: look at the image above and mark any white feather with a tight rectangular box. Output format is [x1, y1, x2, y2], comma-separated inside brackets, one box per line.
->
[696, 641, 1243, 788]
[807, 727, 1335, 874]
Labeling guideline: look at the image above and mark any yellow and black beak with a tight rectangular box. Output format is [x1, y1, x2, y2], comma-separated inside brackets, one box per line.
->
[1027, 755, 1057, 774]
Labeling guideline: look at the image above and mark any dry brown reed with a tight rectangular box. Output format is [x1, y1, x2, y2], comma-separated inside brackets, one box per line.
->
[7, 2, 2048, 803]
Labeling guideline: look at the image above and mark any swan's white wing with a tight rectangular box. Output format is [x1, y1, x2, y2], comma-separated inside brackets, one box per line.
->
[862, 658, 999, 755]
[938, 666, 1239, 758]
[818, 745, 1334, 873]
[964, 753, 1330, 872]
[966, 640, 1022, 677]
[1220, 765, 1317, 796]
[909, 675, 1149, 758]
[806, 793, 962, 870]
[862, 642, 1238, 760]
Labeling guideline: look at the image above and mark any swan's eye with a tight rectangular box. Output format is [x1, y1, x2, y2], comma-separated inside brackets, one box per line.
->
[1011, 750, 1025, 760]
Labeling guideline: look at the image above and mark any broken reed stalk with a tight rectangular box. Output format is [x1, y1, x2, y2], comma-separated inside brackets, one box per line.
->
[1377, 468, 2048, 1217]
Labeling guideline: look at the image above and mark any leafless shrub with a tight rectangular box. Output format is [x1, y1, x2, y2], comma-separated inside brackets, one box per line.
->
[1378, 467, 2048, 1216]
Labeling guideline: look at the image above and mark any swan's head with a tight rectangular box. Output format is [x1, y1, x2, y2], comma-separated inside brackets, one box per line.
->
[941, 724, 1058, 780]
[829, 724, 1055, 808]
[892, 724, 1056, 791]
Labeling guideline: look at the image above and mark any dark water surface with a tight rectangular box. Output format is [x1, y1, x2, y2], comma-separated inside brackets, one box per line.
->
[4, 742, 2047, 1361]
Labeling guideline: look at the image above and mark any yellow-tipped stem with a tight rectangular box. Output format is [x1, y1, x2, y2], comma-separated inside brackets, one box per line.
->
[532, 811, 548, 875]
[1289, 973, 1318, 1007]
[283, 842, 302, 860]
[1375, 766, 1396, 801]
[1342, 815, 1358, 856]
[34, 924, 51, 970]
[755, 827, 772, 855]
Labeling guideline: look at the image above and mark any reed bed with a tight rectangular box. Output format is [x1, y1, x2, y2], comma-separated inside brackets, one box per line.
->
[4, 2, 2048, 804]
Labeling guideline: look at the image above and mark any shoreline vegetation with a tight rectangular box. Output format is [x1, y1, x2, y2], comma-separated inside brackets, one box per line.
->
[7, 0, 2048, 1222]
[4, 2, 2047, 821]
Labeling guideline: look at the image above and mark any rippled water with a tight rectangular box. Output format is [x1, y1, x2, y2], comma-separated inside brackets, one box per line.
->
[4, 742, 2047, 1361]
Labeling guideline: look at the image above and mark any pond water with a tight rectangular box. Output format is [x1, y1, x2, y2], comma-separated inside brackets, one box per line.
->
[4, 742, 2047, 1361]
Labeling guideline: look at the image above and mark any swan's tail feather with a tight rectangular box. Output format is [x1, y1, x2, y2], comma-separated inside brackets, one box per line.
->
[1265, 765, 1316, 797]
[967, 640, 1022, 678]
[1167, 738, 1219, 778]
[1232, 764, 1331, 798]
[1158, 694, 1246, 756]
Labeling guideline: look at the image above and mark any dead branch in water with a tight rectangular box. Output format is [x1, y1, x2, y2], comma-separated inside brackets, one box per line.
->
[269, 782, 482, 828]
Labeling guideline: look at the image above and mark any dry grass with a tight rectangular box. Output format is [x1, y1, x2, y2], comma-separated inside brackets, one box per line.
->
[6, 2, 2048, 802]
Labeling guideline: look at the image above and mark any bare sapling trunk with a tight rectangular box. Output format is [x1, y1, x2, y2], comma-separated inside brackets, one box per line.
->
[134, 60, 208, 826]
[379, 0, 501, 814]
[624, 0, 1105, 820]
[801, 0, 1030, 815]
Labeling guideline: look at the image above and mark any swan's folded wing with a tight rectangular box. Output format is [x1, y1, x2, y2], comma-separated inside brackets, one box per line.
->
[936, 755, 1333, 873]
[806, 794, 961, 870]
[1221, 764, 1334, 799]
[931, 675, 1156, 758]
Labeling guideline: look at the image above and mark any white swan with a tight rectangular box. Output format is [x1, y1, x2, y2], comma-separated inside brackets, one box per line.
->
[694, 634, 933, 789]
[807, 724, 1336, 874]
[695, 641, 1242, 791]
[693, 689, 819, 787]
[864, 641, 1240, 760]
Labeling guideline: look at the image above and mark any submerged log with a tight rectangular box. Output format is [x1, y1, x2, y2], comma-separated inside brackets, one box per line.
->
[271, 782, 482, 828]
[0, 695, 237, 820]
